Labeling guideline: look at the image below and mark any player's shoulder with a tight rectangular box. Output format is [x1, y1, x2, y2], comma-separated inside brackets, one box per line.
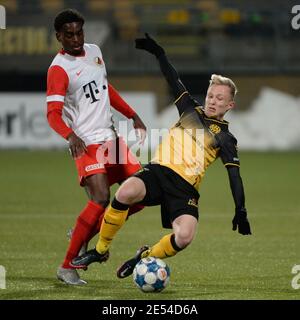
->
[176, 91, 202, 114]
[49, 52, 64, 68]
[84, 43, 102, 57]
[214, 121, 238, 145]
[224, 129, 238, 145]
[48, 50, 70, 73]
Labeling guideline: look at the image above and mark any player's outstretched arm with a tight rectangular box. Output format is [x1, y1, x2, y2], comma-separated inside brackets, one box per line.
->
[226, 166, 252, 235]
[135, 33, 186, 103]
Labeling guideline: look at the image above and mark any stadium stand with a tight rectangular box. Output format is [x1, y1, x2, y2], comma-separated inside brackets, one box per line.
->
[0, 0, 18, 13]
[0, 0, 299, 74]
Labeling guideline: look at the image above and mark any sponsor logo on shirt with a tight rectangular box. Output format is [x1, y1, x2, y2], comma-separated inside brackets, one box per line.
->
[188, 198, 198, 208]
[85, 163, 104, 172]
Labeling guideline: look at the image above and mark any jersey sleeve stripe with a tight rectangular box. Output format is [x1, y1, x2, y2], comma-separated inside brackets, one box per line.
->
[224, 163, 240, 167]
[46, 95, 65, 102]
[174, 91, 188, 104]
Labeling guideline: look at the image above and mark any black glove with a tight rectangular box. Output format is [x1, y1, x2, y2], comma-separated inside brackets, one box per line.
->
[232, 208, 252, 235]
[135, 33, 165, 57]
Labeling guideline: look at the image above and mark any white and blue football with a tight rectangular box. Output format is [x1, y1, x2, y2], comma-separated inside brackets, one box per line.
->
[133, 257, 170, 292]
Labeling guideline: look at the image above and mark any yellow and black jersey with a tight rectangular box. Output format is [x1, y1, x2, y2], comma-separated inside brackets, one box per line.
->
[152, 91, 240, 191]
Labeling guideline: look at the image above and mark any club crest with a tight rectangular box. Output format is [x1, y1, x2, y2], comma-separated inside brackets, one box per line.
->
[209, 124, 221, 134]
[94, 57, 103, 65]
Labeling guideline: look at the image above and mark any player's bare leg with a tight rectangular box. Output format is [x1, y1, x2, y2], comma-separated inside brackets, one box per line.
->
[117, 214, 197, 278]
[171, 214, 198, 249]
[114, 176, 147, 204]
[71, 177, 146, 269]
[58, 174, 110, 283]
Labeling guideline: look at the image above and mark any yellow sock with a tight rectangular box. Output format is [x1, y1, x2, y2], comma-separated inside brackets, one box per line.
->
[96, 204, 128, 254]
[141, 234, 180, 259]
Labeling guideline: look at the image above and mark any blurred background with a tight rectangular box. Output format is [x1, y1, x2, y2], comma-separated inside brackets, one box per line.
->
[1, 0, 300, 151]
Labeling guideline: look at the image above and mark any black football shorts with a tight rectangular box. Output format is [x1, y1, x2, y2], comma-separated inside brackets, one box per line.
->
[134, 163, 200, 228]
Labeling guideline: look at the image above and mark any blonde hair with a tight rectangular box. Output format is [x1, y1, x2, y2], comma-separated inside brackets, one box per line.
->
[209, 74, 238, 100]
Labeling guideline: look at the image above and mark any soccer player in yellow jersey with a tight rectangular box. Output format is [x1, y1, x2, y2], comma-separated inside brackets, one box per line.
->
[71, 34, 252, 277]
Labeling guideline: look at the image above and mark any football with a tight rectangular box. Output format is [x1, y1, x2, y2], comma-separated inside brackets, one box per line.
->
[133, 257, 170, 292]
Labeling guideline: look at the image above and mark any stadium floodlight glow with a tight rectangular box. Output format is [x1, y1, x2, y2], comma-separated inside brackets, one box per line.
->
[0, 5, 5, 30]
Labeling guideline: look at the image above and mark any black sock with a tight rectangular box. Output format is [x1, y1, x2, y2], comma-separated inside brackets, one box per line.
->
[170, 233, 183, 251]
[111, 198, 130, 211]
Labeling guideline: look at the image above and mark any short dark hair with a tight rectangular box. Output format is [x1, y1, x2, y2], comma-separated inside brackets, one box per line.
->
[54, 8, 85, 32]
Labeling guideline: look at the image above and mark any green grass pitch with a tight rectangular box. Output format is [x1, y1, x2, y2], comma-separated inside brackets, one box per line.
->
[0, 150, 299, 300]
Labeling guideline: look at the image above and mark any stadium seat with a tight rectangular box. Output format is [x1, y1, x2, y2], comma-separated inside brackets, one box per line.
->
[167, 9, 190, 25]
[113, 0, 139, 40]
[1, 0, 18, 13]
[86, 0, 111, 14]
[220, 8, 241, 25]
[40, 0, 64, 13]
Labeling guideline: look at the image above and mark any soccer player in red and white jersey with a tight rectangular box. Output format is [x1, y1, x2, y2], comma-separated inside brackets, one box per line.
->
[46, 9, 146, 285]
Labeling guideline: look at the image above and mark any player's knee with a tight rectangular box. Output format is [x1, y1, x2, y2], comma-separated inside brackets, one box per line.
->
[92, 198, 110, 208]
[175, 229, 195, 249]
[116, 186, 140, 205]
[90, 190, 110, 208]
